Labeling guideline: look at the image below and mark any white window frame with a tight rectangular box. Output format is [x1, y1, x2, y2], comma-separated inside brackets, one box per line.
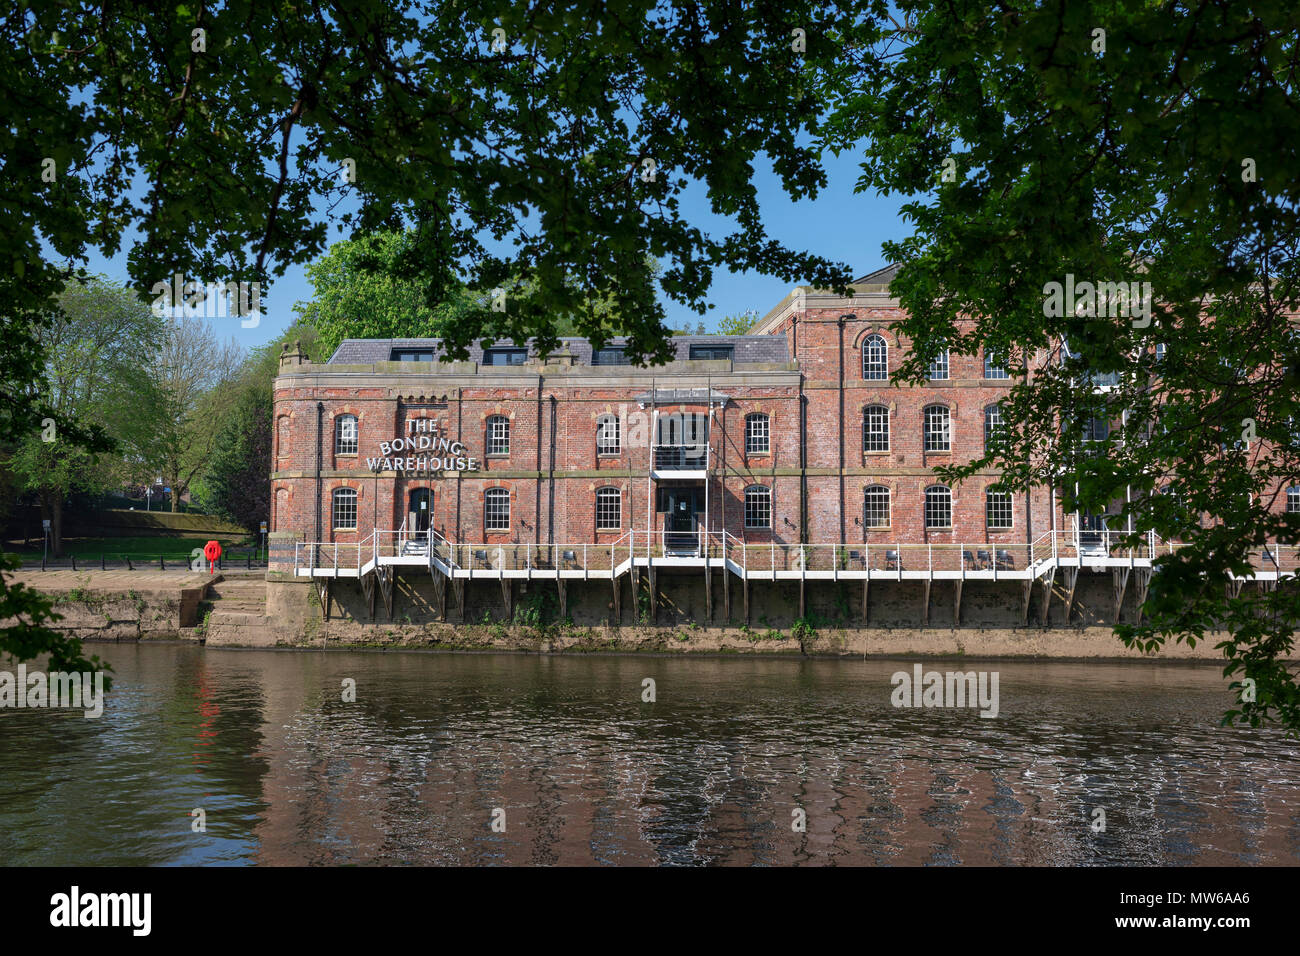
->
[484, 488, 510, 530]
[924, 405, 951, 452]
[334, 414, 358, 455]
[984, 404, 1003, 452]
[924, 485, 952, 529]
[744, 485, 771, 529]
[928, 348, 949, 381]
[986, 490, 1013, 530]
[983, 350, 1009, 379]
[332, 487, 357, 531]
[596, 414, 621, 455]
[745, 413, 770, 455]
[486, 415, 510, 456]
[864, 486, 890, 529]
[863, 405, 890, 453]
[862, 334, 888, 381]
[596, 487, 621, 530]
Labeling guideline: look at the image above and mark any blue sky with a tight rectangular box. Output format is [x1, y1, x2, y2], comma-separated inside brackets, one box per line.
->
[79, 149, 910, 351]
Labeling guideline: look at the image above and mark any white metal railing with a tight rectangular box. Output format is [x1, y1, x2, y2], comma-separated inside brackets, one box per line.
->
[651, 444, 710, 471]
[289, 528, 1298, 578]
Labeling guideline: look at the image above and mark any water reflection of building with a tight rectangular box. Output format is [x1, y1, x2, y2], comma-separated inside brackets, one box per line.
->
[236, 655, 1300, 865]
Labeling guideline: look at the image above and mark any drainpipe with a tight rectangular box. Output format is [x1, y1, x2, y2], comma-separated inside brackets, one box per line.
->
[455, 390, 463, 540]
[720, 393, 727, 536]
[535, 374, 543, 545]
[548, 394, 557, 545]
[648, 377, 656, 545]
[798, 356, 807, 545]
[315, 401, 324, 544]
[839, 314, 853, 545]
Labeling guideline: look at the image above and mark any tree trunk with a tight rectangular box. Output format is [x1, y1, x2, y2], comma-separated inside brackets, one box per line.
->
[170, 485, 182, 513]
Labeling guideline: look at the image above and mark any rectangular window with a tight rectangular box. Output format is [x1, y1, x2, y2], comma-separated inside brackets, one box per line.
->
[986, 491, 1013, 529]
[391, 348, 434, 362]
[597, 416, 621, 455]
[487, 417, 510, 456]
[1084, 417, 1110, 442]
[864, 406, 889, 452]
[1288, 487, 1300, 514]
[745, 415, 770, 455]
[689, 344, 734, 361]
[335, 416, 358, 455]
[984, 351, 1009, 379]
[592, 347, 630, 366]
[928, 349, 949, 381]
[482, 348, 527, 366]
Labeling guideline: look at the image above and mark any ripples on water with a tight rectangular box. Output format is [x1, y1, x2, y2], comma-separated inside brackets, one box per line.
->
[0, 645, 1296, 866]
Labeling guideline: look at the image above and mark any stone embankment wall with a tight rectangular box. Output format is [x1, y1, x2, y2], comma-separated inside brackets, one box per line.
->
[4, 570, 210, 641]
[195, 570, 1255, 661]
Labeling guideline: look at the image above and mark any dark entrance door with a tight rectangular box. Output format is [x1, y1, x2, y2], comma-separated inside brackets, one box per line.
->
[661, 486, 703, 552]
[1078, 509, 1108, 555]
[409, 488, 431, 532]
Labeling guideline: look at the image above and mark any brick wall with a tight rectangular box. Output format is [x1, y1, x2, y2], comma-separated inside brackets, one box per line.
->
[271, 304, 1083, 552]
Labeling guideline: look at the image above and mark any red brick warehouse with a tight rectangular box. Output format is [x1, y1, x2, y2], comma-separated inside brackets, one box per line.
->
[269, 265, 1072, 568]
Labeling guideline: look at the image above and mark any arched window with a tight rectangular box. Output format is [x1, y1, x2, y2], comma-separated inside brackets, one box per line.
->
[984, 404, 1003, 452]
[596, 414, 621, 455]
[276, 416, 290, 459]
[334, 414, 358, 455]
[986, 488, 1013, 529]
[928, 347, 949, 380]
[924, 405, 951, 452]
[864, 485, 890, 529]
[745, 413, 770, 454]
[924, 485, 952, 529]
[862, 334, 888, 380]
[744, 485, 771, 529]
[863, 405, 889, 452]
[484, 488, 510, 530]
[331, 488, 357, 530]
[486, 415, 510, 456]
[596, 487, 621, 529]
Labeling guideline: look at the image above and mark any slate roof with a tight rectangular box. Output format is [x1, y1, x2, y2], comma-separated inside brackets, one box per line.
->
[853, 263, 900, 286]
[328, 335, 789, 366]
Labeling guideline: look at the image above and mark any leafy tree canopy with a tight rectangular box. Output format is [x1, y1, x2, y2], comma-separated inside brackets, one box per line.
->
[822, 1, 1300, 729]
[9, 0, 854, 380]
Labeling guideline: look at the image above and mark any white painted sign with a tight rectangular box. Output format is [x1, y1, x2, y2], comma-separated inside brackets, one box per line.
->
[367, 417, 480, 475]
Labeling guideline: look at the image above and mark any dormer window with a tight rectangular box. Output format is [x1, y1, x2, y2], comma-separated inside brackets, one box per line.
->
[689, 344, 734, 361]
[482, 348, 527, 366]
[593, 347, 631, 366]
[391, 348, 434, 362]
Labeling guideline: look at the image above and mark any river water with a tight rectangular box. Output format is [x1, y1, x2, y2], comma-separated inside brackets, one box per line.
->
[0, 644, 1296, 866]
